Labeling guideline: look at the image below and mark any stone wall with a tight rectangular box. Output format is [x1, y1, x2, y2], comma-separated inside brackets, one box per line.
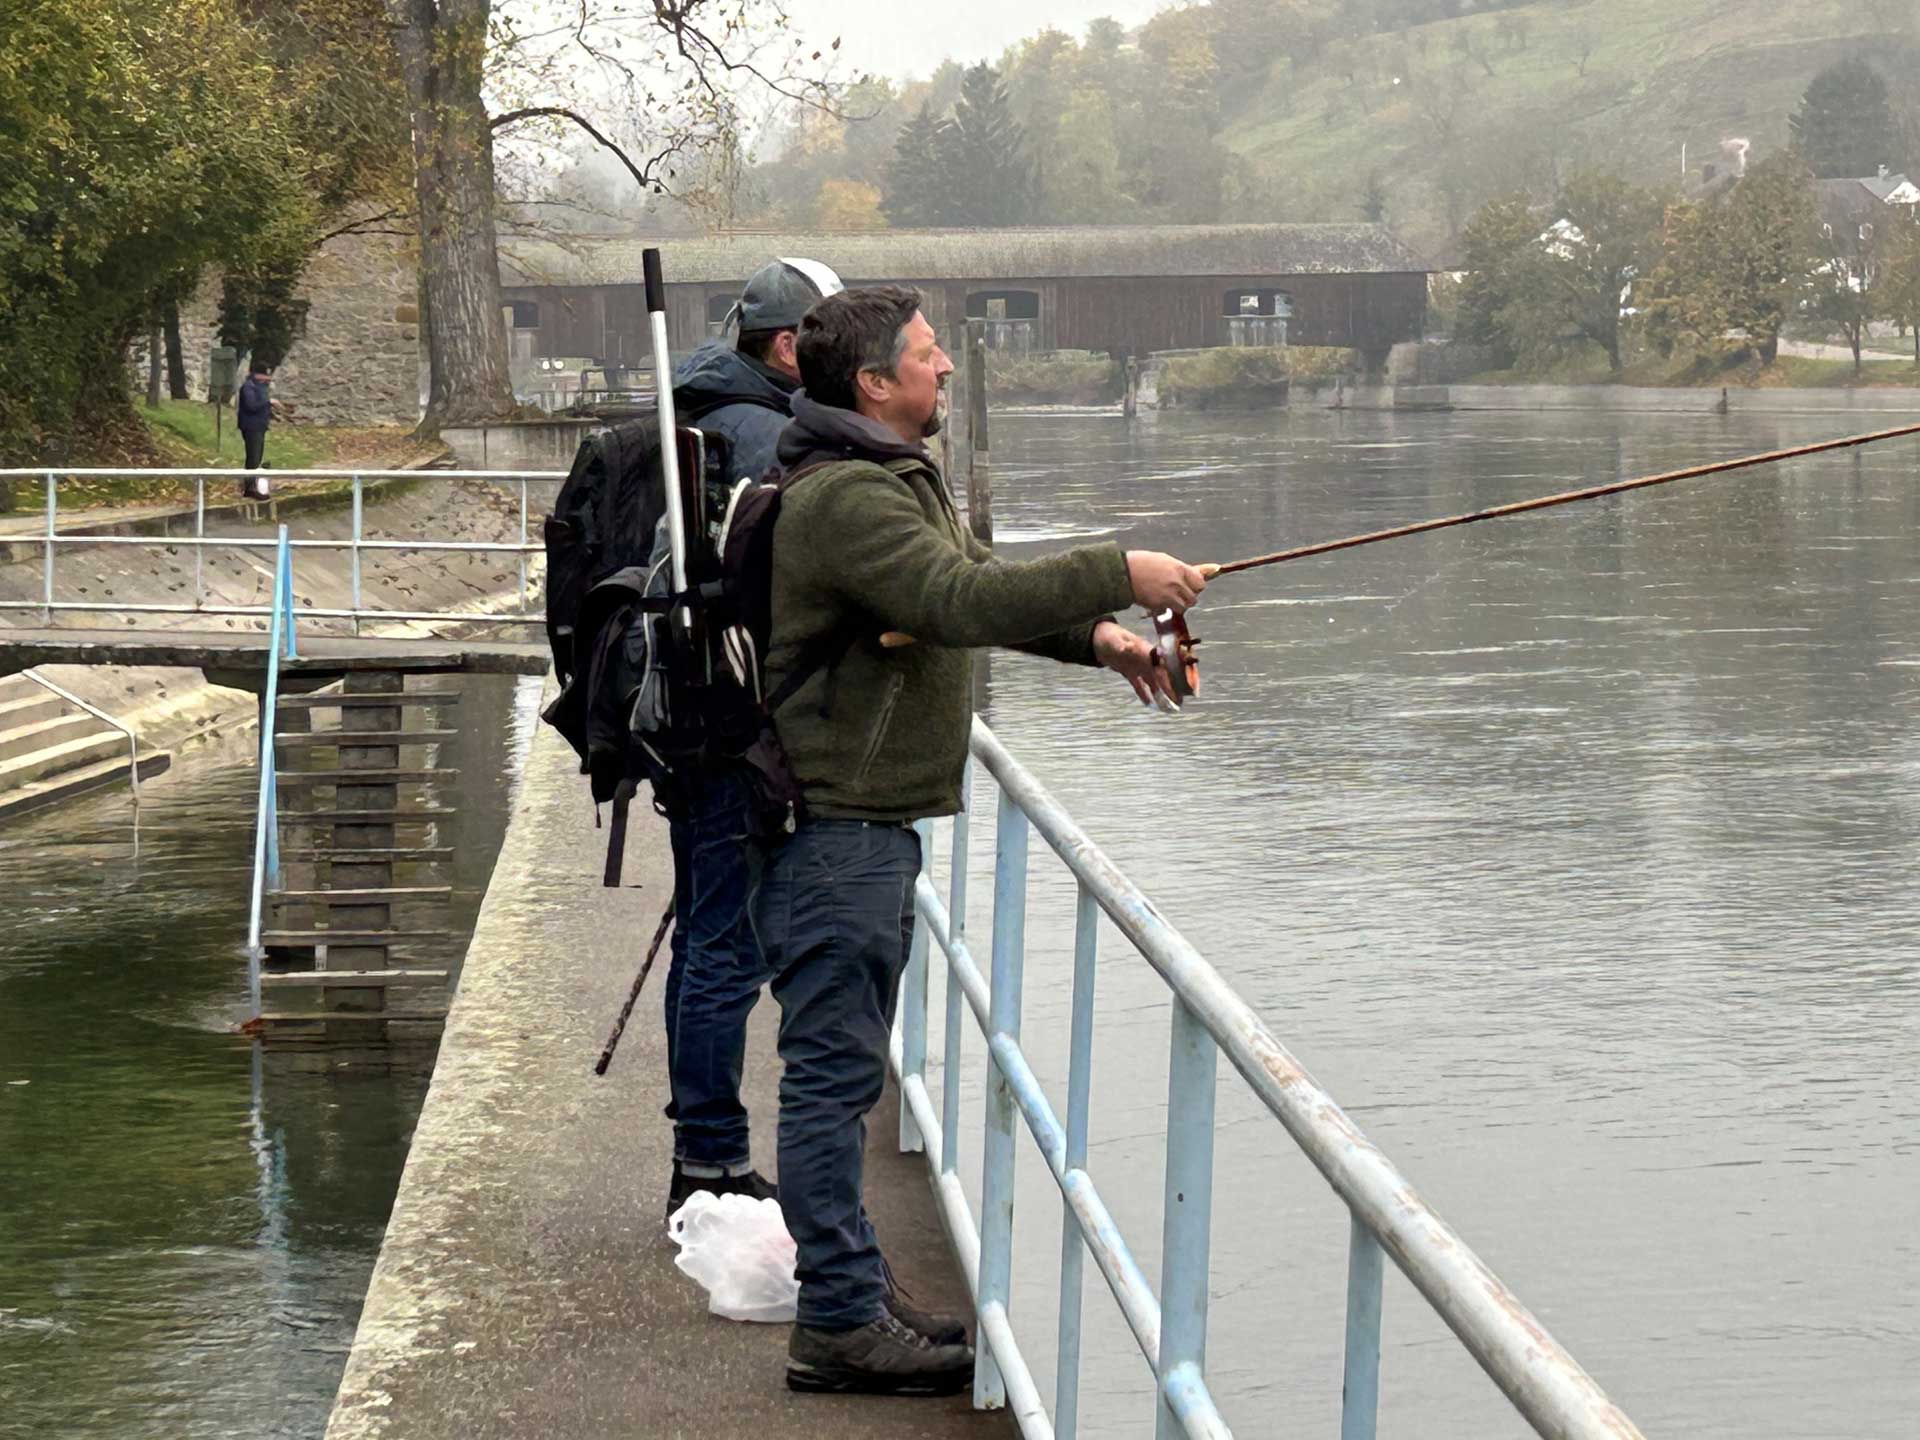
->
[159, 232, 424, 427]
[279, 233, 423, 425]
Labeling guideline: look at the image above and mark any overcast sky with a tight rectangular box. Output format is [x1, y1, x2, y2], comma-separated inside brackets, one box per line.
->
[793, 0, 1173, 80]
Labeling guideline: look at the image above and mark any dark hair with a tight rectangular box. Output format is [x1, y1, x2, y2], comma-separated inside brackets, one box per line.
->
[796, 286, 923, 411]
[735, 328, 786, 364]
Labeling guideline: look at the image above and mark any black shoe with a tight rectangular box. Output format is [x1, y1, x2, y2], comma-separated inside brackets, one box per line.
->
[786, 1313, 974, 1396]
[880, 1258, 969, 1346]
[665, 1163, 777, 1225]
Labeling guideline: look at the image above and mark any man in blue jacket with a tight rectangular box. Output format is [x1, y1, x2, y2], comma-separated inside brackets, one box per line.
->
[236, 362, 272, 498]
[659, 257, 845, 1221]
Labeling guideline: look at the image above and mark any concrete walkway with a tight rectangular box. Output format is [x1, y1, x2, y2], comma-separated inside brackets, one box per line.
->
[326, 686, 1003, 1440]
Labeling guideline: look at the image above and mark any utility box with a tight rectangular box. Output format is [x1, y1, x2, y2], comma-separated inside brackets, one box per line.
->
[208, 345, 239, 403]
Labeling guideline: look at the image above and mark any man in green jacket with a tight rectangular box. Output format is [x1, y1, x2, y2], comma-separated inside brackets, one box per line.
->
[757, 286, 1206, 1397]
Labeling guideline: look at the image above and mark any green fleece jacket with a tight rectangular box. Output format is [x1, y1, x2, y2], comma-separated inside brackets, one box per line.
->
[767, 449, 1133, 822]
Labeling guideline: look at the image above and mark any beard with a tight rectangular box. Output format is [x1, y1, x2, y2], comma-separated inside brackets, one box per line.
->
[921, 389, 948, 439]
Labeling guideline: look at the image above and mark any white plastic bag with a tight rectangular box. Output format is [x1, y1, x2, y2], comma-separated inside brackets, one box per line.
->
[667, 1191, 799, 1323]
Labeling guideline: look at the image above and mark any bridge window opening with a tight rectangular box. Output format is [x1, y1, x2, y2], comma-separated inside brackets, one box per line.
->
[965, 290, 1041, 354]
[1224, 289, 1292, 347]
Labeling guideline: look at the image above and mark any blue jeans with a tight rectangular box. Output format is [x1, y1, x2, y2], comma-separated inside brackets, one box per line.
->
[663, 769, 771, 1170]
[749, 819, 921, 1330]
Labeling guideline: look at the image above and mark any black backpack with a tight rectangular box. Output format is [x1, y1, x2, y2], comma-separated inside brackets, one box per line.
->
[541, 417, 677, 687]
[540, 419, 851, 879]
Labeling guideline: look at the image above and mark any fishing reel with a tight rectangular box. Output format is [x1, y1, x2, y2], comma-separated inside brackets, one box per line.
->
[1151, 608, 1201, 707]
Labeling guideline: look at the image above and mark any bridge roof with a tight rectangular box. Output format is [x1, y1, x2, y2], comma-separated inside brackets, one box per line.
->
[500, 223, 1432, 289]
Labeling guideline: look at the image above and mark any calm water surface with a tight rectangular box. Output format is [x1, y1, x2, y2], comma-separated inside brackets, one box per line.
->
[930, 408, 1920, 1438]
[0, 674, 541, 1439]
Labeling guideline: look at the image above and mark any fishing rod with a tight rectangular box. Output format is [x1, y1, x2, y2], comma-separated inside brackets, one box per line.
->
[877, 420, 1920, 689]
[1135, 418, 1920, 701]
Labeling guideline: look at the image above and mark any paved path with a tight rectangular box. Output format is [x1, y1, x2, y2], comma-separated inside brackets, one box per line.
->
[326, 684, 1002, 1440]
[0, 628, 550, 679]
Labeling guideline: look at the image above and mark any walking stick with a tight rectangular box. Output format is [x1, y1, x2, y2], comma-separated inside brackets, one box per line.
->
[595, 898, 675, 1076]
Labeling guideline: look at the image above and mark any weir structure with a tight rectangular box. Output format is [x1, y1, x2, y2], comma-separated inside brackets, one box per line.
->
[0, 467, 553, 1036]
[0, 466, 1649, 1436]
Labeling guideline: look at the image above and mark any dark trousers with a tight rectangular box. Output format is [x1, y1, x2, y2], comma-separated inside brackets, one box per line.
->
[241, 427, 266, 470]
[749, 819, 920, 1330]
[662, 769, 770, 1169]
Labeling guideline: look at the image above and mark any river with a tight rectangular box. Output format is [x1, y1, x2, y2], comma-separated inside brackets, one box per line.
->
[947, 407, 1920, 1439]
[0, 674, 541, 1439]
[2, 408, 1916, 1439]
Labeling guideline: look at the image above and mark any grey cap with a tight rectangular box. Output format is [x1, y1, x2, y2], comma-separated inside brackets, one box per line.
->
[730, 257, 844, 333]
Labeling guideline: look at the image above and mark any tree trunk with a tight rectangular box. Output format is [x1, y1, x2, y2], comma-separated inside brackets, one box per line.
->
[164, 302, 189, 401]
[387, 0, 513, 433]
[146, 321, 164, 408]
[1759, 331, 1779, 365]
[1853, 329, 1863, 374]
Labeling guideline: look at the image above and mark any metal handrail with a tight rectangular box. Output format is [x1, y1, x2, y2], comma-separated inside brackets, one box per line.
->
[243, 526, 298, 1017]
[892, 717, 1647, 1440]
[0, 468, 565, 633]
[18, 668, 143, 809]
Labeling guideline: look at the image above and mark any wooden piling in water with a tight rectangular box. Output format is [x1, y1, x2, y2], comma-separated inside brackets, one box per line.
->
[965, 319, 992, 549]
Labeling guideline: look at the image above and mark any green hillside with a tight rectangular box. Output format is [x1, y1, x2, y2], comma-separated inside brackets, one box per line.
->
[1222, 0, 1919, 257]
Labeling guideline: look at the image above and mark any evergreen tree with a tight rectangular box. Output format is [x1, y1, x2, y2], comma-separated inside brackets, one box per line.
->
[882, 104, 943, 227]
[932, 64, 1035, 227]
[1789, 59, 1896, 179]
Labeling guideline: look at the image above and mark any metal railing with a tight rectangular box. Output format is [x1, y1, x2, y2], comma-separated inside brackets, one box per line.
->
[243, 526, 298, 1018]
[892, 718, 1646, 1440]
[18, 668, 144, 810]
[0, 468, 565, 632]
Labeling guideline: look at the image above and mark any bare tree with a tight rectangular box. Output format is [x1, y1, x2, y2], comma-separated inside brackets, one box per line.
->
[382, 0, 840, 431]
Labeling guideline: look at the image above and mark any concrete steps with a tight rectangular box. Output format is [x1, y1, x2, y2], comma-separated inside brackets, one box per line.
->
[0, 675, 171, 822]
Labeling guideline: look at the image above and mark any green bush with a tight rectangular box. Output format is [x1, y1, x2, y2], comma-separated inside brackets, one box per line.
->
[986, 352, 1123, 406]
[1158, 346, 1358, 408]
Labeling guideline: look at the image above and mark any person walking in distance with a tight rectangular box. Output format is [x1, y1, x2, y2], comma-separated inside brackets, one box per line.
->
[756, 286, 1205, 1396]
[659, 258, 844, 1221]
[236, 361, 272, 499]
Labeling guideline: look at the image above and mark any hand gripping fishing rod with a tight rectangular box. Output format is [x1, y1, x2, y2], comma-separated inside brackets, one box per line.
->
[880, 419, 1920, 703]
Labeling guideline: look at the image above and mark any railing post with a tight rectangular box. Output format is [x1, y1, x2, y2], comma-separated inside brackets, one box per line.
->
[350, 474, 363, 636]
[277, 524, 297, 659]
[517, 477, 530, 617]
[976, 787, 1028, 1410]
[899, 818, 933, 1153]
[1155, 996, 1218, 1439]
[1055, 881, 1100, 1440]
[941, 772, 972, 1178]
[42, 473, 56, 622]
[1340, 1213, 1385, 1440]
[193, 477, 205, 612]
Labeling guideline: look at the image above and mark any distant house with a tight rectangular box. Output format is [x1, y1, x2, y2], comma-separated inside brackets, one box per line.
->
[496, 225, 1431, 372]
[1816, 167, 1920, 250]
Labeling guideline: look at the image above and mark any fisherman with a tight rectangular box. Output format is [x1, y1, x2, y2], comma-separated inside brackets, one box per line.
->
[757, 286, 1206, 1395]
[659, 258, 846, 1221]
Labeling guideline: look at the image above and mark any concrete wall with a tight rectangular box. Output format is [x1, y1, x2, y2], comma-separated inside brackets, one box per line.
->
[1436, 385, 1920, 415]
[441, 422, 594, 472]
